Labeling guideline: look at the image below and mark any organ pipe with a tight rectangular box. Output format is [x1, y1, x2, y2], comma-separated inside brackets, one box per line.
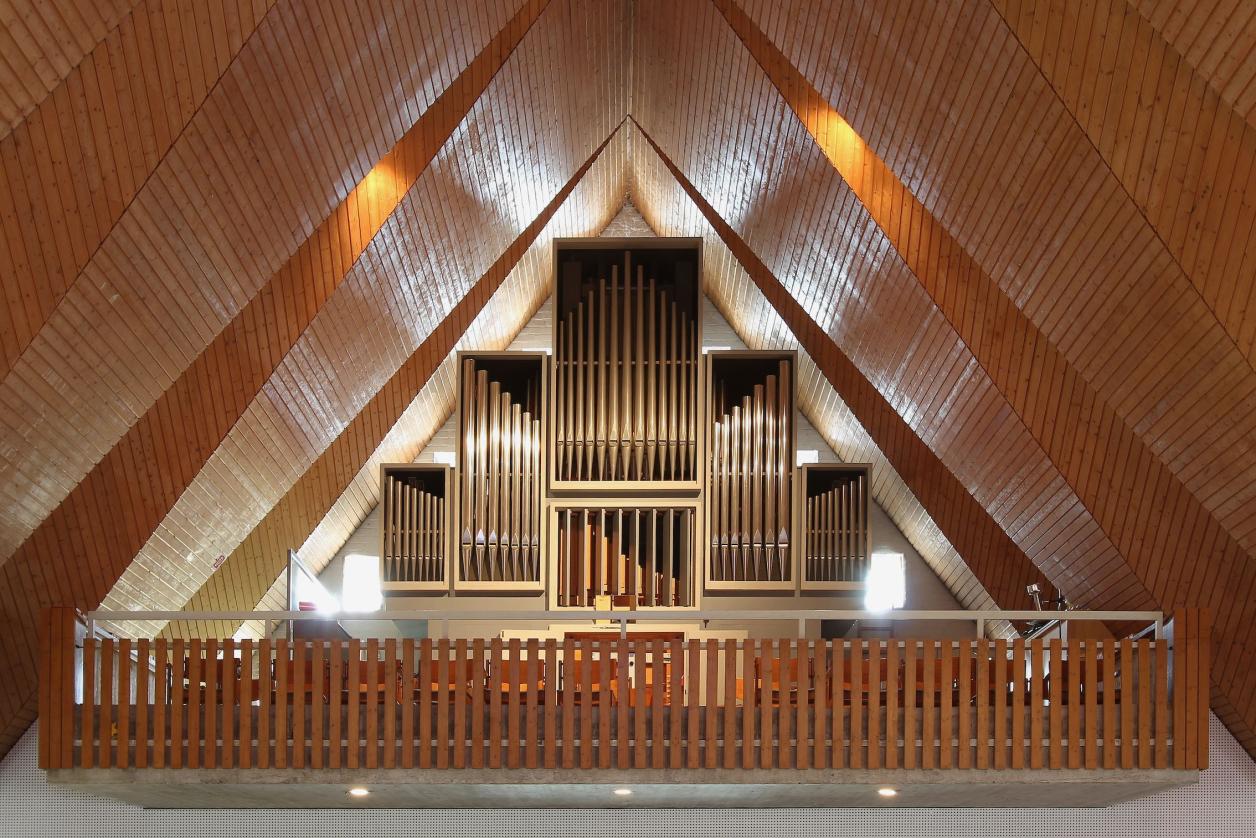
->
[554, 265, 698, 483]
[458, 356, 543, 586]
[556, 507, 694, 607]
[803, 467, 869, 585]
[380, 467, 446, 587]
[708, 356, 794, 586]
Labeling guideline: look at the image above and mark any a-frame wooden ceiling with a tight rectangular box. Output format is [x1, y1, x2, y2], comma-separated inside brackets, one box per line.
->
[1, 0, 1254, 761]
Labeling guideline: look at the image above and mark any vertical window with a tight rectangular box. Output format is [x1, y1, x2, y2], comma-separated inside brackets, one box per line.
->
[342, 553, 382, 612]
[865, 551, 906, 612]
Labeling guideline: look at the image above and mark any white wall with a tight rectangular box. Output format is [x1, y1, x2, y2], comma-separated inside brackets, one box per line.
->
[3, 716, 1254, 837]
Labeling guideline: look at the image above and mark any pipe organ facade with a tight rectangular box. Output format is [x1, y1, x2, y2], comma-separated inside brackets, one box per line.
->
[378, 239, 869, 603]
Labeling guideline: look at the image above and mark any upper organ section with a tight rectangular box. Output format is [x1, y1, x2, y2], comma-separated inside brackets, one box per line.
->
[551, 239, 702, 489]
[379, 239, 867, 601]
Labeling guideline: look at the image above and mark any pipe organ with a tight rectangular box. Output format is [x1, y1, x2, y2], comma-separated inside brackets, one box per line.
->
[379, 466, 448, 591]
[456, 353, 545, 590]
[376, 238, 868, 603]
[706, 353, 795, 588]
[801, 464, 870, 589]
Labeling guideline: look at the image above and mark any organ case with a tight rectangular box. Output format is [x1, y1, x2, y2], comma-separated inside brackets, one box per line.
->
[379, 464, 450, 592]
[799, 464, 870, 590]
[705, 351, 797, 590]
[454, 352, 546, 592]
[550, 238, 703, 494]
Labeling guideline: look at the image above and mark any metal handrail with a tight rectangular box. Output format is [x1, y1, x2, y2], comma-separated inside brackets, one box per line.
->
[86, 608, 1164, 640]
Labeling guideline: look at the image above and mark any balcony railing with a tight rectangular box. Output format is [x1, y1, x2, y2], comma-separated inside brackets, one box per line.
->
[37, 608, 1209, 774]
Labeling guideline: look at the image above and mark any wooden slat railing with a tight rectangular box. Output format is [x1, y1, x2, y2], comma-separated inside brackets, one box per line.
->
[38, 608, 1209, 771]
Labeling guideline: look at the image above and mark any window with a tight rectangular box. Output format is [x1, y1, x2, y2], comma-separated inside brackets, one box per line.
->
[342, 553, 382, 612]
[865, 551, 906, 612]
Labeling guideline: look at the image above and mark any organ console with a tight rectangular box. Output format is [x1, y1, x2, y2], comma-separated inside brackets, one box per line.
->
[377, 238, 866, 601]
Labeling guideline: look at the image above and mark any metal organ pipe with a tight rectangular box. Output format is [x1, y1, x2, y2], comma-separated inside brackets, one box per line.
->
[458, 358, 542, 585]
[555, 267, 697, 483]
[709, 359, 793, 584]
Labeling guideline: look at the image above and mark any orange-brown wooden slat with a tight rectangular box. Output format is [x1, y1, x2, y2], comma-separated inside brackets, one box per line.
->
[1085, 640, 1099, 769]
[290, 639, 304, 769]
[956, 639, 969, 769]
[98, 638, 113, 769]
[1049, 639, 1062, 769]
[82, 638, 95, 769]
[152, 639, 167, 769]
[419, 639, 433, 769]
[345, 639, 358, 769]
[218, 639, 232, 769]
[116, 639, 130, 770]
[185, 640, 199, 769]
[848, 640, 861, 769]
[975, 639, 989, 770]
[651, 639, 665, 769]
[385, 639, 399, 769]
[722, 638, 737, 769]
[238, 640, 252, 769]
[490, 638, 503, 769]
[436, 639, 451, 769]
[993, 639, 1007, 770]
[1011, 640, 1025, 769]
[759, 639, 773, 769]
[886, 639, 900, 769]
[168, 639, 182, 769]
[1031, 639, 1045, 769]
[506, 638, 520, 769]
[688, 639, 702, 769]
[1121, 637, 1134, 769]
[526, 638, 540, 769]
[204, 639, 218, 769]
[742, 640, 756, 769]
[365, 641, 380, 769]
[1068, 638, 1081, 769]
[562, 637, 575, 769]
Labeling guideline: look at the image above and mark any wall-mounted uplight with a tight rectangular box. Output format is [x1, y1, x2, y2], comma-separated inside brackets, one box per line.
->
[865, 552, 906, 613]
[432, 451, 456, 467]
[348, 787, 370, 798]
[877, 787, 897, 798]
[796, 449, 820, 466]
[613, 788, 633, 796]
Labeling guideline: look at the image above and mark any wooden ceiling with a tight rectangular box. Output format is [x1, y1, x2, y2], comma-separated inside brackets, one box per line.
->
[1, 0, 1254, 760]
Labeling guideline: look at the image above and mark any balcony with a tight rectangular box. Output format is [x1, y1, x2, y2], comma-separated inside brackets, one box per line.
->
[38, 608, 1209, 808]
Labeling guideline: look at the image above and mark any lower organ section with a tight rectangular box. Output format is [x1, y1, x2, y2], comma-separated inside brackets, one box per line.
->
[555, 506, 695, 607]
[380, 466, 448, 590]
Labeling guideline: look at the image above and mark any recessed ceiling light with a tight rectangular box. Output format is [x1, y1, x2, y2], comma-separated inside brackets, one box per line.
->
[348, 787, 370, 798]
[877, 787, 897, 798]
[613, 788, 633, 796]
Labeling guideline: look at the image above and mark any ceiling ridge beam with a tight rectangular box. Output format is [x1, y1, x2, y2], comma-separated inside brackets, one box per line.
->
[0, 0, 551, 760]
[0, 0, 281, 379]
[713, 0, 1256, 756]
[167, 120, 624, 641]
[633, 117, 1051, 613]
[987, 0, 1256, 374]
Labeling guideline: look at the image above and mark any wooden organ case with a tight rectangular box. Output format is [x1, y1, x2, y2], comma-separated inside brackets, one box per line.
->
[378, 238, 867, 603]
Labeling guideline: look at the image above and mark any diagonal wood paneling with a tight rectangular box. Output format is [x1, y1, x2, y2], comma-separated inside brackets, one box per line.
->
[245, 130, 633, 633]
[725, 0, 1256, 755]
[0, 0, 276, 376]
[1131, 0, 1256, 128]
[633, 119, 1050, 615]
[992, 0, 1256, 369]
[0, 0, 535, 757]
[100, 0, 626, 640]
[0, 0, 139, 136]
[0, 1, 520, 558]
[734, 0, 1256, 567]
[629, 134, 1013, 622]
[174, 122, 625, 640]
